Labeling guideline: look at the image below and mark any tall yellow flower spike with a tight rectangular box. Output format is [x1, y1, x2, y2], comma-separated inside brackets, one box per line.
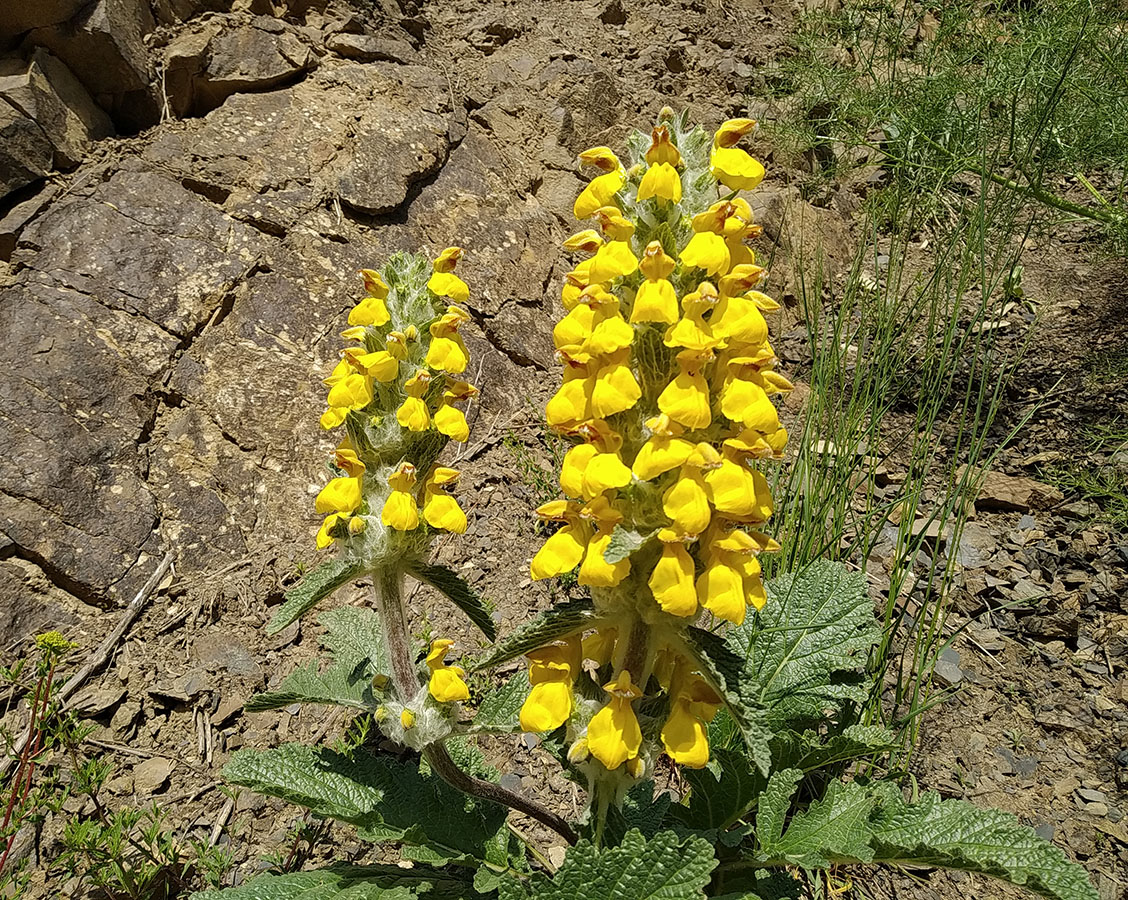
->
[523, 111, 787, 784]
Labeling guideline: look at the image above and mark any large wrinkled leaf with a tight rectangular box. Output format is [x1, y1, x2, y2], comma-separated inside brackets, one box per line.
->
[498, 830, 716, 900]
[268, 559, 367, 634]
[754, 769, 802, 851]
[672, 748, 767, 832]
[759, 780, 877, 867]
[680, 626, 772, 774]
[224, 744, 506, 864]
[771, 725, 896, 774]
[730, 560, 878, 726]
[247, 608, 389, 712]
[470, 671, 531, 733]
[187, 864, 479, 900]
[406, 562, 497, 641]
[868, 786, 1099, 900]
[604, 781, 675, 845]
[471, 598, 601, 671]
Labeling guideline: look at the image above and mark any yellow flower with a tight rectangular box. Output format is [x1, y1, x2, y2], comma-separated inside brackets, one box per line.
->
[695, 551, 747, 623]
[577, 496, 629, 587]
[348, 295, 390, 327]
[333, 441, 366, 477]
[637, 162, 682, 204]
[530, 501, 591, 580]
[396, 370, 432, 431]
[563, 229, 605, 253]
[559, 421, 632, 500]
[545, 350, 641, 429]
[594, 206, 635, 242]
[632, 414, 695, 481]
[382, 462, 419, 531]
[519, 638, 581, 732]
[553, 287, 634, 360]
[587, 671, 643, 771]
[426, 306, 471, 374]
[561, 259, 595, 311]
[423, 466, 467, 533]
[630, 241, 679, 325]
[658, 349, 713, 430]
[315, 513, 347, 549]
[315, 476, 363, 516]
[661, 446, 716, 536]
[428, 248, 470, 302]
[433, 380, 477, 442]
[648, 532, 698, 617]
[401, 708, 416, 729]
[665, 282, 723, 351]
[346, 348, 400, 383]
[427, 639, 471, 702]
[645, 124, 682, 167]
[704, 452, 769, 519]
[661, 671, 721, 768]
[574, 148, 626, 219]
[711, 119, 765, 192]
[588, 241, 640, 283]
[680, 231, 730, 276]
[719, 374, 780, 433]
[360, 268, 390, 299]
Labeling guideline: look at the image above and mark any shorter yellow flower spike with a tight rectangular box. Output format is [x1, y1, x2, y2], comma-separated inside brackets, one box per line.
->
[658, 349, 713, 430]
[427, 639, 471, 702]
[594, 206, 635, 242]
[648, 536, 698, 617]
[680, 231, 730, 276]
[575, 170, 626, 219]
[587, 671, 643, 771]
[426, 306, 471, 374]
[315, 476, 363, 515]
[423, 466, 467, 533]
[645, 125, 682, 167]
[563, 229, 605, 253]
[360, 269, 390, 299]
[632, 415, 695, 481]
[588, 241, 640, 283]
[519, 638, 581, 732]
[348, 295, 391, 327]
[396, 370, 432, 432]
[382, 462, 419, 531]
[637, 162, 682, 204]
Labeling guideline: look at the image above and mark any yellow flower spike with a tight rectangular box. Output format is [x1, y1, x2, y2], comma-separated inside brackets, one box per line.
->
[648, 533, 699, 617]
[563, 229, 605, 254]
[587, 671, 643, 771]
[632, 414, 695, 481]
[530, 501, 592, 580]
[645, 125, 682, 167]
[423, 466, 467, 533]
[665, 282, 723, 351]
[658, 349, 713, 430]
[588, 240, 640, 283]
[519, 638, 581, 732]
[637, 162, 682, 204]
[426, 638, 471, 703]
[575, 170, 626, 219]
[594, 206, 635, 242]
[426, 306, 471, 374]
[360, 269, 390, 299]
[315, 476, 363, 515]
[680, 231, 730, 276]
[396, 370, 433, 432]
[401, 709, 416, 729]
[349, 295, 391, 327]
[382, 462, 420, 531]
[630, 241, 679, 325]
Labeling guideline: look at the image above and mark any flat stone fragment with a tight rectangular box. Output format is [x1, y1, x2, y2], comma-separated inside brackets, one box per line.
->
[133, 757, 173, 794]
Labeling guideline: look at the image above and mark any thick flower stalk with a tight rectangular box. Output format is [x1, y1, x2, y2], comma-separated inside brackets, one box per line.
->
[522, 111, 789, 795]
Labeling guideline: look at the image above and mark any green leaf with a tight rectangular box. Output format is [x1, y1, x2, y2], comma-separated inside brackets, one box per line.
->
[869, 787, 1099, 900]
[673, 748, 767, 832]
[603, 526, 651, 564]
[471, 671, 531, 733]
[188, 863, 479, 900]
[730, 560, 879, 726]
[224, 744, 507, 863]
[771, 725, 896, 774]
[713, 870, 802, 900]
[268, 559, 367, 635]
[247, 607, 390, 713]
[762, 781, 877, 867]
[498, 830, 717, 900]
[470, 598, 601, 671]
[754, 769, 802, 850]
[406, 562, 496, 641]
[680, 626, 772, 774]
[604, 781, 675, 845]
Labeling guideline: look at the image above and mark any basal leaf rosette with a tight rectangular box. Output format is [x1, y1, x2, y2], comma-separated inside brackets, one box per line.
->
[522, 112, 790, 784]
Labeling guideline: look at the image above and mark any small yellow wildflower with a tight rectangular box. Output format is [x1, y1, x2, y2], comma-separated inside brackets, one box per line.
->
[586, 671, 643, 771]
[381, 462, 419, 531]
[426, 639, 471, 703]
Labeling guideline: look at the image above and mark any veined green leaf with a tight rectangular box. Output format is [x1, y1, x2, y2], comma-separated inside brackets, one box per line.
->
[730, 560, 879, 726]
[498, 830, 716, 900]
[771, 725, 896, 774]
[754, 769, 802, 851]
[603, 526, 652, 564]
[680, 626, 772, 774]
[470, 671, 531, 733]
[268, 558, 367, 635]
[224, 744, 507, 864]
[672, 748, 767, 832]
[868, 786, 1099, 900]
[406, 561, 496, 641]
[761, 781, 877, 867]
[187, 863, 480, 900]
[604, 781, 675, 845]
[470, 598, 601, 671]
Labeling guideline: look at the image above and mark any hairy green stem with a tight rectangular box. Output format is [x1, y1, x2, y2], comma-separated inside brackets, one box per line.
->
[373, 571, 577, 845]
